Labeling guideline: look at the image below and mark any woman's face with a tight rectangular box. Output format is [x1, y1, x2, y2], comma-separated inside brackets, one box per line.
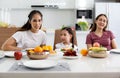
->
[95, 15, 107, 30]
[30, 13, 42, 32]
[60, 30, 72, 44]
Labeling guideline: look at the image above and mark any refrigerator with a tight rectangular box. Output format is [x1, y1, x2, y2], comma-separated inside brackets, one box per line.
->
[95, 3, 120, 48]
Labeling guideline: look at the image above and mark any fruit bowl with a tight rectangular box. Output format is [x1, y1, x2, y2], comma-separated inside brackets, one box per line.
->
[88, 50, 107, 58]
[27, 51, 49, 60]
[88, 47, 107, 58]
[26, 45, 53, 60]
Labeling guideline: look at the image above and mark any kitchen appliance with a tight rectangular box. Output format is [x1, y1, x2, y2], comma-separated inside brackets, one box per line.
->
[76, 10, 92, 30]
[31, 5, 59, 9]
[77, 10, 92, 19]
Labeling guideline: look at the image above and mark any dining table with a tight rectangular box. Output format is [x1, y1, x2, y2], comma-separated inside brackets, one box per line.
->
[0, 50, 120, 78]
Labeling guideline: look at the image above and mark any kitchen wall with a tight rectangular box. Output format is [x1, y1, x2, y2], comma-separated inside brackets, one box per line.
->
[9, 8, 76, 30]
[0, 0, 118, 49]
[0, 0, 94, 30]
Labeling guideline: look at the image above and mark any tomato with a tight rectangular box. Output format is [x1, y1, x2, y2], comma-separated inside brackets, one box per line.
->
[14, 51, 22, 60]
[93, 42, 100, 47]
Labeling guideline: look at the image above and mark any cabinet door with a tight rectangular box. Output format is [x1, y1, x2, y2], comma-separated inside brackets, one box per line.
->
[0, 0, 75, 9]
[95, 3, 108, 17]
[0, 0, 31, 8]
[58, 0, 75, 9]
[76, 0, 94, 9]
[31, 0, 75, 9]
[108, 3, 120, 48]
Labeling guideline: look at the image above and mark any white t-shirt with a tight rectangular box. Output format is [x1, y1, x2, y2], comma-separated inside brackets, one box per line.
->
[55, 42, 78, 51]
[12, 30, 47, 49]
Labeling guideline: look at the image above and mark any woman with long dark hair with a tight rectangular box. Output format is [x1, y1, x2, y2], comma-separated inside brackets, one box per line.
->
[1, 10, 47, 51]
[86, 14, 117, 50]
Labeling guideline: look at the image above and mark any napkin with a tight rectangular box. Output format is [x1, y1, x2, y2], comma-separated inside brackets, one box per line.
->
[9, 62, 70, 71]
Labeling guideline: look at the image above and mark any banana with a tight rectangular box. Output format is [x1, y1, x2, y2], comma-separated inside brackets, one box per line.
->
[89, 47, 107, 52]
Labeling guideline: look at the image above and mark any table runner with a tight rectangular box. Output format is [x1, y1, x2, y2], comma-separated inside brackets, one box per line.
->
[9, 62, 70, 71]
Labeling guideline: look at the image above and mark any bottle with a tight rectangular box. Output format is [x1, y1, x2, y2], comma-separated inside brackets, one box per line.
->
[77, 16, 89, 31]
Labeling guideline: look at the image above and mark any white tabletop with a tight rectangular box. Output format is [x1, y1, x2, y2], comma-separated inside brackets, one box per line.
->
[0, 51, 120, 78]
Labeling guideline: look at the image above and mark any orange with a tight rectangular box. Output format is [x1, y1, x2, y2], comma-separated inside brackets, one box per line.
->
[47, 45, 53, 51]
[28, 49, 34, 53]
[34, 46, 43, 52]
[80, 48, 88, 56]
[42, 46, 49, 51]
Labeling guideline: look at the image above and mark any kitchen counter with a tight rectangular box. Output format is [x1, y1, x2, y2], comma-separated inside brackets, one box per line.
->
[0, 52, 120, 78]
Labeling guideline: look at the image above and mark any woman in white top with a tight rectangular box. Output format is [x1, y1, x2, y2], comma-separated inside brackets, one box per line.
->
[1, 10, 47, 51]
[55, 27, 78, 51]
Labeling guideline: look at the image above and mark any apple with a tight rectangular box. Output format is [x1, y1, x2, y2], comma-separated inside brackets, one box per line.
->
[14, 51, 22, 60]
[93, 42, 100, 47]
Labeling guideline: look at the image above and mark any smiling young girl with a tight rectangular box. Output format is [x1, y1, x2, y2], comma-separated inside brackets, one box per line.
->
[55, 27, 78, 51]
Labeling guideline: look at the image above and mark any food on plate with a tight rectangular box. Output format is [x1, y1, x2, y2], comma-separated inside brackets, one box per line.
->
[93, 42, 100, 47]
[14, 51, 22, 60]
[49, 50, 57, 56]
[61, 48, 73, 52]
[80, 48, 88, 56]
[63, 49, 77, 56]
[49, 50, 56, 54]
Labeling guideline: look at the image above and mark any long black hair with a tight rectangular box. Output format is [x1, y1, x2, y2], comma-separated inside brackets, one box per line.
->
[90, 14, 108, 32]
[18, 10, 43, 31]
[61, 27, 74, 48]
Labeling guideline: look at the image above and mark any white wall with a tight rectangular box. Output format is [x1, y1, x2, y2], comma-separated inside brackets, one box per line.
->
[0, 8, 76, 30]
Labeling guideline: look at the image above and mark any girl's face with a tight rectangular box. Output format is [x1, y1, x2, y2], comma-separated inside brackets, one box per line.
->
[60, 30, 72, 44]
[95, 15, 107, 30]
[30, 13, 42, 32]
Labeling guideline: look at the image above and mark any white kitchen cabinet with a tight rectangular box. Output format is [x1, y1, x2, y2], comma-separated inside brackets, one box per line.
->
[95, 3, 109, 17]
[0, 0, 31, 9]
[95, 3, 120, 48]
[0, 0, 75, 9]
[31, 0, 75, 9]
[76, 0, 94, 9]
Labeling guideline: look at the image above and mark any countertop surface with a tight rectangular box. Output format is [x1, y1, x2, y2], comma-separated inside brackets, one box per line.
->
[0, 51, 120, 78]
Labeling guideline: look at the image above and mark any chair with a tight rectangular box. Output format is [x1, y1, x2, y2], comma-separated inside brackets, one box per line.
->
[0, 27, 18, 49]
[53, 29, 77, 50]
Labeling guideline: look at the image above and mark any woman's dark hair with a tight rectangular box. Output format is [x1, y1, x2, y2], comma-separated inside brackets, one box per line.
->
[18, 10, 43, 31]
[90, 14, 108, 32]
[61, 27, 74, 48]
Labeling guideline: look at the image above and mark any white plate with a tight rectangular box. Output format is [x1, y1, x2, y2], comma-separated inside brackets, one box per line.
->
[0, 51, 5, 58]
[110, 49, 120, 54]
[4, 51, 26, 57]
[23, 60, 57, 69]
[63, 56, 78, 59]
